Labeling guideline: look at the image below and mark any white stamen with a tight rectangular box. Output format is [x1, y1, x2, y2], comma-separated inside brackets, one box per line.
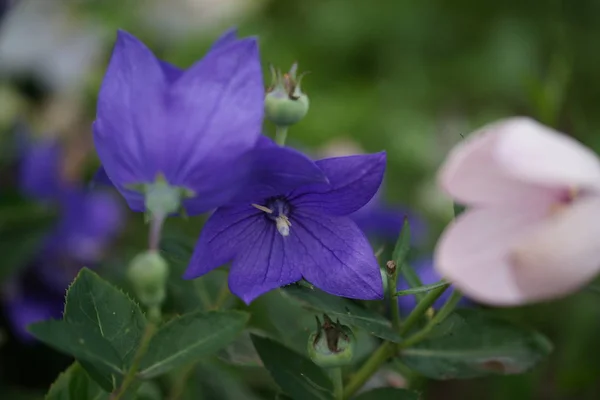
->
[276, 215, 291, 237]
[252, 203, 273, 213]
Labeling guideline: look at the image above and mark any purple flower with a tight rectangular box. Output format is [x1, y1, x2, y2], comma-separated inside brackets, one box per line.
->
[350, 190, 427, 245]
[184, 139, 386, 304]
[93, 28, 264, 215]
[397, 258, 469, 316]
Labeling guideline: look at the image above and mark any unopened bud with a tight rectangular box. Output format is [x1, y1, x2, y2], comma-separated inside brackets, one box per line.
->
[265, 63, 309, 127]
[308, 314, 355, 368]
[127, 250, 169, 308]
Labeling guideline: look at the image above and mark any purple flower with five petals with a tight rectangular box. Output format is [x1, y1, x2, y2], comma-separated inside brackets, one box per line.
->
[184, 138, 386, 304]
[93, 28, 264, 215]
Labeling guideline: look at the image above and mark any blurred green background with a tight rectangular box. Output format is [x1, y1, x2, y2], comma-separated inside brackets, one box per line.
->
[1, 0, 600, 399]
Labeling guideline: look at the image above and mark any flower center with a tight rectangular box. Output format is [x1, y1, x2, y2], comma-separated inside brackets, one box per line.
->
[252, 197, 292, 237]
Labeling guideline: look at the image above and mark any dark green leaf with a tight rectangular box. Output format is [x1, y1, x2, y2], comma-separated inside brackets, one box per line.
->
[139, 310, 249, 378]
[400, 309, 553, 379]
[46, 362, 109, 400]
[354, 388, 420, 400]
[251, 334, 334, 400]
[395, 281, 449, 296]
[392, 217, 411, 266]
[29, 320, 124, 378]
[283, 285, 402, 343]
[64, 268, 147, 366]
[453, 202, 466, 218]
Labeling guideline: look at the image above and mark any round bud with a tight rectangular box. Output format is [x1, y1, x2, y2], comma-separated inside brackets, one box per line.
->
[308, 315, 356, 368]
[265, 91, 309, 127]
[127, 250, 169, 308]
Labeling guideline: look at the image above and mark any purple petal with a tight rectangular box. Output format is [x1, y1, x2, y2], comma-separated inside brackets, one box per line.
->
[290, 210, 384, 300]
[227, 145, 328, 204]
[93, 30, 167, 208]
[184, 204, 263, 278]
[209, 28, 238, 51]
[292, 152, 386, 216]
[160, 60, 183, 83]
[90, 165, 114, 188]
[19, 139, 62, 200]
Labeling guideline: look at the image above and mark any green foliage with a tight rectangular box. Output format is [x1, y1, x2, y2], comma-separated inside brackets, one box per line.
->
[46, 362, 109, 400]
[251, 334, 334, 400]
[354, 388, 420, 400]
[400, 309, 553, 379]
[283, 285, 402, 343]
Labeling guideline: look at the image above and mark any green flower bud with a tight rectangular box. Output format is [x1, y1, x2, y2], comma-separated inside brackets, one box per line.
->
[308, 314, 355, 368]
[127, 250, 169, 308]
[126, 173, 195, 221]
[265, 63, 309, 127]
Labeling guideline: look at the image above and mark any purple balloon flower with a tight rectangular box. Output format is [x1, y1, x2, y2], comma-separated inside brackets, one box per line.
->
[93, 28, 264, 215]
[184, 139, 387, 304]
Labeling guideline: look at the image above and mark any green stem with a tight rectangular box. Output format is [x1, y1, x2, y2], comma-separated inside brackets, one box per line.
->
[330, 368, 344, 400]
[387, 267, 401, 332]
[343, 342, 395, 399]
[168, 362, 196, 400]
[111, 323, 157, 400]
[274, 126, 289, 146]
[400, 284, 449, 336]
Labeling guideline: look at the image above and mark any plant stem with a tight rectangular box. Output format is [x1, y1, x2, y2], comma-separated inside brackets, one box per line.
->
[400, 284, 449, 336]
[330, 368, 344, 400]
[387, 266, 401, 332]
[111, 323, 157, 400]
[274, 126, 289, 146]
[149, 213, 165, 251]
[343, 342, 395, 399]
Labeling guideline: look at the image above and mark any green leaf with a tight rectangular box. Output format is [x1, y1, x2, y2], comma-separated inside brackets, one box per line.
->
[400, 309, 553, 379]
[46, 362, 109, 400]
[283, 285, 402, 343]
[354, 388, 420, 400]
[29, 320, 124, 378]
[138, 310, 249, 378]
[395, 281, 449, 296]
[453, 202, 466, 218]
[391, 217, 411, 266]
[64, 268, 147, 366]
[0, 191, 58, 280]
[251, 334, 334, 400]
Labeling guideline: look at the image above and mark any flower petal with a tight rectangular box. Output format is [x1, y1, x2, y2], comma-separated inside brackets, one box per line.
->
[160, 60, 182, 83]
[291, 211, 384, 300]
[184, 204, 264, 279]
[19, 139, 62, 200]
[438, 119, 560, 207]
[292, 152, 386, 216]
[165, 37, 263, 201]
[94, 30, 167, 201]
[228, 223, 302, 304]
[434, 207, 547, 306]
[509, 196, 600, 302]
[495, 117, 600, 192]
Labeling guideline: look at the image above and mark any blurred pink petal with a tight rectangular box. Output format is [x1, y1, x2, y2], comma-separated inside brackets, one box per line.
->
[495, 118, 600, 192]
[510, 196, 600, 301]
[434, 207, 547, 305]
[439, 119, 558, 208]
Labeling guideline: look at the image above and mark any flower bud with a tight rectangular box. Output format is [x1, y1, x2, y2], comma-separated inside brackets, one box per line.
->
[127, 250, 169, 308]
[308, 314, 355, 368]
[265, 63, 309, 127]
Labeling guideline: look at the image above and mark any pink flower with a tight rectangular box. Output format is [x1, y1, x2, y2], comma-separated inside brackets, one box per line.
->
[434, 117, 600, 305]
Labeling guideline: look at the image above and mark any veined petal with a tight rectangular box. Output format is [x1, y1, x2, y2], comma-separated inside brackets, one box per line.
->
[166, 38, 263, 197]
[495, 117, 600, 192]
[94, 30, 167, 190]
[291, 152, 386, 216]
[434, 207, 548, 306]
[184, 204, 264, 279]
[291, 211, 383, 300]
[510, 196, 600, 302]
[228, 222, 302, 304]
[439, 119, 560, 208]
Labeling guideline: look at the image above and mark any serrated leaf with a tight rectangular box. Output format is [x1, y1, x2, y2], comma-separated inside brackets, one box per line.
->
[282, 285, 401, 343]
[46, 362, 109, 400]
[138, 310, 249, 378]
[354, 388, 421, 400]
[29, 320, 123, 377]
[251, 334, 334, 400]
[400, 309, 553, 379]
[64, 268, 147, 366]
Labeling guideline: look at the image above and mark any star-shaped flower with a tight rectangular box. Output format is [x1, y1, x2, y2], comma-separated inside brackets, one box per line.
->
[93, 28, 264, 215]
[184, 139, 386, 303]
[435, 117, 600, 305]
